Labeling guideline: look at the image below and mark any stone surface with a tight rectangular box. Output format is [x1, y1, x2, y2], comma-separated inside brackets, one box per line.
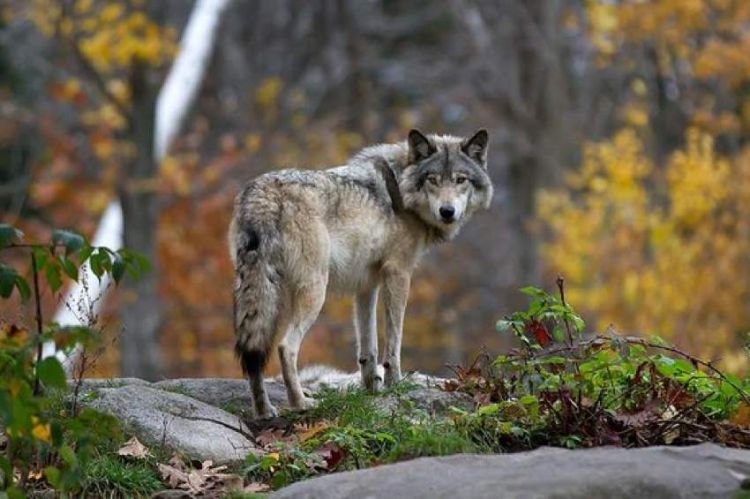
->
[84, 384, 258, 464]
[271, 443, 750, 499]
[150, 370, 468, 415]
[153, 378, 261, 412]
[77, 371, 471, 464]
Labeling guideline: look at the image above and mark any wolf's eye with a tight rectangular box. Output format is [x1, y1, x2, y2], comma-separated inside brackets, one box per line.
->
[456, 176, 467, 185]
[427, 176, 439, 186]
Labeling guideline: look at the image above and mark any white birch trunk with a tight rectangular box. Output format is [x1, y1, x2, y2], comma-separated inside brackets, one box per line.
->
[52, 0, 233, 371]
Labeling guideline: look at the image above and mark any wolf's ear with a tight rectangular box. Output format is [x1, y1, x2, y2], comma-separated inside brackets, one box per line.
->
[407, 129, 436, 163]
[461, 129, 489, 166]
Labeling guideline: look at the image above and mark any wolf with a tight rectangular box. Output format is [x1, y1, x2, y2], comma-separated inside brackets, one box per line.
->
[229, 129, 493, 418]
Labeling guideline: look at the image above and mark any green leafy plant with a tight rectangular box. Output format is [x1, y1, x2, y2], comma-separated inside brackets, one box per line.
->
[0, 223, 148, 496]
[450, 277, 750, 451]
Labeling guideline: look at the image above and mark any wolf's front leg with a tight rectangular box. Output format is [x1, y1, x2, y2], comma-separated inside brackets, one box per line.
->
[383, 269, 410, 387]
[355, 286, 382, 392]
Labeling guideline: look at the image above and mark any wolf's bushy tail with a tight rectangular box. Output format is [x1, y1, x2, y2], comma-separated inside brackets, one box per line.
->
[232, 216, 284, 379]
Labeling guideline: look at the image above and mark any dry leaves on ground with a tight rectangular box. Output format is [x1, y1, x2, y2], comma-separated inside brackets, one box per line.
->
[117, 436, 152, 459]
[157, 454, 245, 497]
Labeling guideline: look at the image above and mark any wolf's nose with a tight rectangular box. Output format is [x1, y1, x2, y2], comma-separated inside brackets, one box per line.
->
[439, 205, 456, 222]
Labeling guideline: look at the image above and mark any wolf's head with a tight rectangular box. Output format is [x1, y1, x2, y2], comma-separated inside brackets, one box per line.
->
[399, 129, 493, 238]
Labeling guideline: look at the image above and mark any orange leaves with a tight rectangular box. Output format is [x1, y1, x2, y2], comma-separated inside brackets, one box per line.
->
[49, 79, 87, 106]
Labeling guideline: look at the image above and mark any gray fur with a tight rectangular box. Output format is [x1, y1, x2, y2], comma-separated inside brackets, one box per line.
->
[229, 129, 493, 418]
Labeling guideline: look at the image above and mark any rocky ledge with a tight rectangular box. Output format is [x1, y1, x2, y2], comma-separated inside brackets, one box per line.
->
[75, 370, 470, 464]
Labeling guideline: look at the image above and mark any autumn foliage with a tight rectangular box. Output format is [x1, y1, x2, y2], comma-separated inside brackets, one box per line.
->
[539, 0, 750, 373]
[4, 0, 750, 378]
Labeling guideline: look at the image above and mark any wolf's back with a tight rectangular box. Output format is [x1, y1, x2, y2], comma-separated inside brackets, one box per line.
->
[230, 183, 285, 377]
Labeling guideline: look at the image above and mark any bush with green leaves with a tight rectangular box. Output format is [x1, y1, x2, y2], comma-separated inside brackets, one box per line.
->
[0, 223, 148, 497]
[451, 279, 750, 451]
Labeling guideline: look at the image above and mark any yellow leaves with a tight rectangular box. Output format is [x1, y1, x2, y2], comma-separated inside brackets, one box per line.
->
[294, 421, 331, 442]
[587, 1, 618, 56]
[539, 127, 750, 367]
[22, 2, 178, 73]
[100, 3, 124, 23]
[256, 77, 283, 122]
[667, 130, 729, 229]
[622, 104, 649, 128]
[693, 33, 750, 88]
[0, 323, 29, 348]
[31, 418, 51, 444]
[631, 78, 647, 97]
[74, 0, 94, 15]
[8, 415, 53, 443]
[244, 133, 262, 153]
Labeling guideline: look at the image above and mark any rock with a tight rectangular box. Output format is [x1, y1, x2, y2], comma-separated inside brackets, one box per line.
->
[153, 378, 263, 413]
[70, 377, 152, 391]
[386, 387, 474, 415]
[150, 370, 468, 416]
[85, 385, 258, 464]
[77, 371, 471, 464]
[271, 443, 750, 499]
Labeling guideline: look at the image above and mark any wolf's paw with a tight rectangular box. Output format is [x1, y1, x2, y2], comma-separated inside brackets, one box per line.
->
[384, 366, 402, 388]
[362, 373, 383, 393]
[257, 403, 279, 419]
[361, 364, 385, 393]
[292, 395, 317, 411]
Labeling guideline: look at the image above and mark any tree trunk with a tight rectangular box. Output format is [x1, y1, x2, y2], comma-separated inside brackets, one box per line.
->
[119, 59, 162, 380]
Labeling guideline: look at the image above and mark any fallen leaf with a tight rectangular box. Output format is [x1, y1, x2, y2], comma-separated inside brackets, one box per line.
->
[158, 463, 188, 489]
[244, 482, 271, 492]
[315, 442, 345, 470]
[168, 453, 186, 470]
[294, 421, 330, 442]
[256, 428, 288, 447]
[731, 402, 750, 427]
[614, 399, 661, 427]
[27, 469, 44, 481]
[117, 437, 151, 459]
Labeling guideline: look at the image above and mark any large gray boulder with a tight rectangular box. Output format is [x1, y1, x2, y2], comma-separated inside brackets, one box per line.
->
[85, 384, 258, 464]
[271, 443, 750, 499]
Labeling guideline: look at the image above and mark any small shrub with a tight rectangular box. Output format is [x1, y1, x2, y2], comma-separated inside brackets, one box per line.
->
[450, 278, 750, 450]
[0, 223, 148, 496]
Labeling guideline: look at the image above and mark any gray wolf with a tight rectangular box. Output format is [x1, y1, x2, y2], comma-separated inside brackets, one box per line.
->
[229, 129, 493, 418]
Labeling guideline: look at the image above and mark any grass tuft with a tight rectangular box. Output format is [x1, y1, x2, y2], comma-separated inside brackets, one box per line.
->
[81, 453, 162, 498]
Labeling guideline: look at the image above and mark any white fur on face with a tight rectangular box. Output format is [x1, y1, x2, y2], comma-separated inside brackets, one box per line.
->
[423, 176, 472, 226]
[427, 186, 469, 224]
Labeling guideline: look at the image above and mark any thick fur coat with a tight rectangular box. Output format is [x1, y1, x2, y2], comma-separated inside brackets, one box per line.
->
[229, 129, 493, 417]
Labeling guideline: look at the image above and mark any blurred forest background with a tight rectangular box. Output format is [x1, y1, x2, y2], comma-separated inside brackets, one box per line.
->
[2, 0, 750, 379]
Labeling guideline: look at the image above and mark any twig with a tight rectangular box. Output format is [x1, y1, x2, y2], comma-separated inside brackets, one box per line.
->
[180, 415, 255, 440]
[31, 252, 44, 396]
[556, 275, 575, 347]
[630, 338, 750, 406]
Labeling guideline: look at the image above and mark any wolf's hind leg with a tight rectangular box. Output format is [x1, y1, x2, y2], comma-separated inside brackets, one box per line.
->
[355, 286, 382, 391]
[238, 350, 278, 418]
[278, 276, 326, 410]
